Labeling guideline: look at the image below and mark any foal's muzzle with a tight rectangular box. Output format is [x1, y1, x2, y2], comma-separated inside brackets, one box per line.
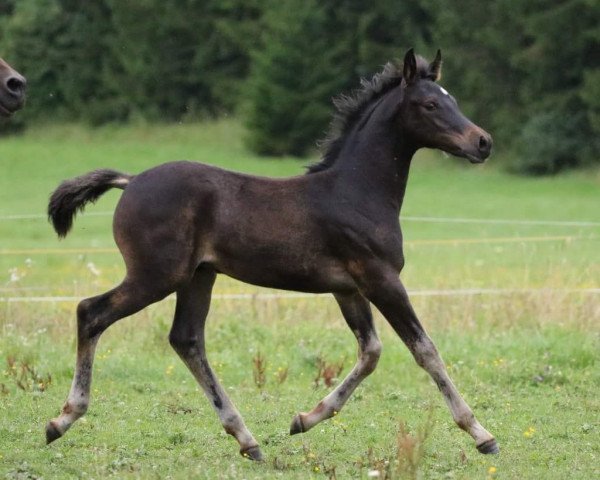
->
[476, 133, 492, 160]
[447, 126, 493, 164]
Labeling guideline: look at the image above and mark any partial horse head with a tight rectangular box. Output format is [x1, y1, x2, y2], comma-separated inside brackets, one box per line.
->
[0, 58, 26, 117]
[399, 49, 492, 163]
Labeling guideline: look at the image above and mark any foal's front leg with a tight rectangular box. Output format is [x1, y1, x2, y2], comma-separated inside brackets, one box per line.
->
[290, 291, 382, 434]
[363, 272, 498, 454]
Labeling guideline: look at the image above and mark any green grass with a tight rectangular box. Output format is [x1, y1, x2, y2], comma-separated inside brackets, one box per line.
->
[1, 121, 599, 479]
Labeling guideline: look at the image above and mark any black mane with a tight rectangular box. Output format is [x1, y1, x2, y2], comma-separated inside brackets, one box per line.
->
[307, 56, 432, 174]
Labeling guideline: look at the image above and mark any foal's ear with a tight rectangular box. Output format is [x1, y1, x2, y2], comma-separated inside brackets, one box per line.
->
[428, 49, 442, 82]
[403, 48, 418, 84]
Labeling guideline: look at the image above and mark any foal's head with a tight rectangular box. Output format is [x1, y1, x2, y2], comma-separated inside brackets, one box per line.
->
[399, 49, 492, 163]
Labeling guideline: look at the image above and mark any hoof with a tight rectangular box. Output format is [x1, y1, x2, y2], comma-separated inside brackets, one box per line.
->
[476, 438, 499, 454]
[241, 445, 264, 461]
[289, 414, 305, 435]
[45, 421, 62, 445]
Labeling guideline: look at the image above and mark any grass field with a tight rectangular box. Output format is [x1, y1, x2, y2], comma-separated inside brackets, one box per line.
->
[0, 121, 599, 479]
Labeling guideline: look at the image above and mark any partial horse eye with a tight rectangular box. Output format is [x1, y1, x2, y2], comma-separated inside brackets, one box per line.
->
[424, 102, 438, 111]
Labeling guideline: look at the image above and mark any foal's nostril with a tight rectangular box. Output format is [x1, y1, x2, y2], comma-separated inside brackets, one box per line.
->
[6, 76, 26, 96]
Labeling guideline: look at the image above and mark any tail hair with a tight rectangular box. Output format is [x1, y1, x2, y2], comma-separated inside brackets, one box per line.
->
[48, 169, 132, 238]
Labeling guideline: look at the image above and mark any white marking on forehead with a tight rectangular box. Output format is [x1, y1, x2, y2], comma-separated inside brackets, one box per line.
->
[439, 86, 449, 96]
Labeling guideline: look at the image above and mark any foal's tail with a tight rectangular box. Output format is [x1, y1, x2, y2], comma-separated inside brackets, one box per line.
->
[48, 169, 133, 238]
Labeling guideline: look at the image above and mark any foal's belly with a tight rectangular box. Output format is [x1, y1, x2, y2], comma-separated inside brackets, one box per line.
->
[208, 252, 356, 294]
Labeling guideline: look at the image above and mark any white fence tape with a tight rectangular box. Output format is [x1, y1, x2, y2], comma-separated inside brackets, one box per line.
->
[1, 288, 598, 303]
[401, 216, 600, 227]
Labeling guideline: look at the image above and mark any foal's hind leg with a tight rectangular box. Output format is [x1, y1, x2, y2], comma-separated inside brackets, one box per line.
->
[363, 271, 498, 454]
[168, 267, 263, 461]
[46, 280, 166, 443]
[290, 291, 382, 434]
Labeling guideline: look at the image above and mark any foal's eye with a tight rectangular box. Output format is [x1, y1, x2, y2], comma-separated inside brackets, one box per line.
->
[424, 102, 438, 111]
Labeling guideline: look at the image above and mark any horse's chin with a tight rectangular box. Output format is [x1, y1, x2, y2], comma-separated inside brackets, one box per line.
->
[465, 153, 487, 164]
[443, 147, 487, 164]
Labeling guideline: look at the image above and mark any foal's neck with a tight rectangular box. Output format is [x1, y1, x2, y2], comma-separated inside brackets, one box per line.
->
[334, 118, 416, 214]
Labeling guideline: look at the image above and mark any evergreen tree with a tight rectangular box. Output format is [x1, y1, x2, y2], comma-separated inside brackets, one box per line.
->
[0, 0, 74, 122]
[106, 0, 210, 121]
[324, 0, 432, 82]
[0, 0, 262, 127]
[0, 0, 115, 125]
[512, 0, 599, 173]
[0, 0, 597, 173]
[423, 0, 529, 142]
[200, 0, 263, 113]
[104, 0, 263, 121]
[244, 0, 344, 156]
[426, 0, 599, 173]
[244, 0, 432, 156]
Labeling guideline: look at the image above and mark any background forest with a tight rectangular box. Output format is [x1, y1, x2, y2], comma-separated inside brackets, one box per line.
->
[0, 0, 598, 174]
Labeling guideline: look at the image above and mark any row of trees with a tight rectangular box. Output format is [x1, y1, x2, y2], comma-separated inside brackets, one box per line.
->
[1, 0, 598, 174]
[0, 0, 263, 123]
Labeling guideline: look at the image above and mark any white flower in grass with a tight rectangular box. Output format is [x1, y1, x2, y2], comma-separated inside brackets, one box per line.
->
[8, 268, 21, 283]
[86, 262, 101, 277]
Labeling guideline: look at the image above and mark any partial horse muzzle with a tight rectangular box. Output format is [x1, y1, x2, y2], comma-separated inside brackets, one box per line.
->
[0, 60, 26, 116]
[6, 73, 26, 100]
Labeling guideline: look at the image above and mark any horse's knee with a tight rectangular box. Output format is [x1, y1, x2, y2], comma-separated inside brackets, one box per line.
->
[168, 330, 186, 352]
[168, 330, 200, 355]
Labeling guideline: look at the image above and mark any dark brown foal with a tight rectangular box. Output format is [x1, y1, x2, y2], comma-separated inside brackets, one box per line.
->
[46, 49, 498, 459]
